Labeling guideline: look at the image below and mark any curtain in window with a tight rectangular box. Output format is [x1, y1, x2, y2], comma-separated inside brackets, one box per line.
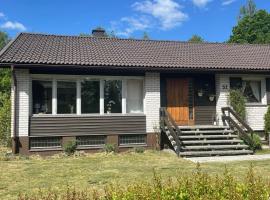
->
[249, 81, 261, 102]
[127, 80, 143, 113]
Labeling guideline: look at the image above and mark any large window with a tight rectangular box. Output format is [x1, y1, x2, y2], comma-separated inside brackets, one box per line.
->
[127, 80, 143, 113]
[230, 78, 261, 103]
[32, 77, 144, 115]
[81, 80, 100, 113]
[32, 80, 52, 114]
[57, 81, 77, 114]
[104, 80, 122, 113]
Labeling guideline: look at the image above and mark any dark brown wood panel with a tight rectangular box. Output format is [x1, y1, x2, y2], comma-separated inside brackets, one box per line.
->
[30, 115, 146, 136]
[195, 106, 216, 125]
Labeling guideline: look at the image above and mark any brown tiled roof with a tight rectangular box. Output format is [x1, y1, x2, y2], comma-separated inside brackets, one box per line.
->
[0, 32, 270, 71]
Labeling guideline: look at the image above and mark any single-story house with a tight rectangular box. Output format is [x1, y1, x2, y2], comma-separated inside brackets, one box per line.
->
[0, 29, 270, 156]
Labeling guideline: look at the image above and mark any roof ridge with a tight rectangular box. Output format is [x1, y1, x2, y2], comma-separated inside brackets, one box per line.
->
[20, 32, 270, 47]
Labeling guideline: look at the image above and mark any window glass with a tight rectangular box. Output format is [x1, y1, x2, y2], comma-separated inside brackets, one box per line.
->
[81, 80, 100, 113]
[76, 135, 106, 146]
[57, 81, 76, 114]
[243, 80, 261, 103]
[119, 134, 146, 145]
[104, 80, 122, 113]
[32, 80, 52, 114]
[30, 137, 61, 148]
[127, 80, 143, 113]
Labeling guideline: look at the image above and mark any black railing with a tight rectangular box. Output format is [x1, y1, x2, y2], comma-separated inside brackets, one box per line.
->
[221, 107, 254, 148]
[160, 107, 182, 156]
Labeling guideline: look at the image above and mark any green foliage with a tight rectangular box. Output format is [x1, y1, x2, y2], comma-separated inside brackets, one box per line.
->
[229, 89, 246, 120]
[0, 31, 8, 50]
[18, 165, 270, 200]
[142, 32, 150, 40]
[63, 140, 77, 155]
[239, 0, 257, 20]
[0, 95, 11, 147]
[229, 10, 270, 44]
[264, 106, 270, 135]
[103, 143, 116, 153]
[188, 34, 204, 43]
[248, 133, 262, 151]
[134, 146, 145, 153]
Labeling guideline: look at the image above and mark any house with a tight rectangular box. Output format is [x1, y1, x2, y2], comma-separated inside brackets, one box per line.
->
[0, 29, 270, 156]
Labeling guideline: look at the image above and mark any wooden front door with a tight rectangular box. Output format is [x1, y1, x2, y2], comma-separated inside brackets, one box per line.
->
[166, 78, 194, 126]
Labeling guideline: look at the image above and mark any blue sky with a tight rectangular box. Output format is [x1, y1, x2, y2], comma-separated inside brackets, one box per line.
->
[0, 0, 269, 42]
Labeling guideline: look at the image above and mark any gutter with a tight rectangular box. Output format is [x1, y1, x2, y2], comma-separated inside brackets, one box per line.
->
[11, 65, 18, 154]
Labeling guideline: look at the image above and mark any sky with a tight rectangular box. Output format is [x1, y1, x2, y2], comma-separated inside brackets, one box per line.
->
[0, 0, 269, 42]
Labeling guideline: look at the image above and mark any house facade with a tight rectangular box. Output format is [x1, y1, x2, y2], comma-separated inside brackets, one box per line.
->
[0, 31, 270, 155]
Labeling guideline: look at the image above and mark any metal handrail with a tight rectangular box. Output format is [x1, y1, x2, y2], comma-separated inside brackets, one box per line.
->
[160, 107, 182, 155]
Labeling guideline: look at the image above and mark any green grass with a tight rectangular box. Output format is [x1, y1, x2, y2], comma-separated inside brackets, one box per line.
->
[1, 149, 270, 199]
[255, 148, 270, 154]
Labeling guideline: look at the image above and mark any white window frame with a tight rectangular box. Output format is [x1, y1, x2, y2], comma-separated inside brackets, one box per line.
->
[31, 74, 145, 116]
[229, 74, 267, 105]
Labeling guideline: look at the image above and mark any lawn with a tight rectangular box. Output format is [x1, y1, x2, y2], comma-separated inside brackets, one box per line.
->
[1, 149, 270, 199]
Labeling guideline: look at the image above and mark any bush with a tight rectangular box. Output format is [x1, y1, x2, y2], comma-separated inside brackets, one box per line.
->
[134, 146, 145, 153]
[63, 140, 77, 156]
[264, 106, 270, 138]
[18, 165, 270, 200]
[229, 89, 246, 120]
[248, 133, 262, 151]
[0, 94, 11, 147]
[103, 143, 116, 153]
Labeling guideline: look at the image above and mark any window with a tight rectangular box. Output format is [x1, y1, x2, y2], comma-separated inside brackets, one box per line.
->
[30, 137, 61, 148]
[230, 78, 261, 103]
[242, 80, 261, 103]
[127, 80, 143, 113]
[266, 78, 270, 104]
[81, 80, 100, 113]
[119, 134, 147, 145]
[104, 80, 122, 113]
[32, 80, 52, 114]
[76, 135, 106, 146]
[57, 81, 77, 114]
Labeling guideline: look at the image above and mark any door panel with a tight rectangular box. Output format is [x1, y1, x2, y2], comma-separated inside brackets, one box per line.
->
[166, 78, 194, 126]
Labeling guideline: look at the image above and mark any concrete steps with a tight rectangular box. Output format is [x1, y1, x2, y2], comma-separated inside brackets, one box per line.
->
[179, 149, 253, 157]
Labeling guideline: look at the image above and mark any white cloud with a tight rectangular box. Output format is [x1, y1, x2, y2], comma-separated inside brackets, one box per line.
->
[112, 16, 151, 36]
[192, 0, 212, 8]
[0, 12, 5, 18]
[133, 0, 188, 30]
[1, 21, 27, 31]
[222, 0, 237, 6]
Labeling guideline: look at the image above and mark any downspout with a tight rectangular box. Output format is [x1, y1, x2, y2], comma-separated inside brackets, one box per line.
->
[11, 65, 18, 154]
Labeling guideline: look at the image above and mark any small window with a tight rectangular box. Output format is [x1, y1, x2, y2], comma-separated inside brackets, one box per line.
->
[76, 135, 106, 146]
[119, 134, 147, 145]
[30, 137, 61, 149]
[230, 77, 242, 90]
[266, 78, 270, 104]
[57, 81, 77, 114]
[32, 80, 52, 114]
[104, 80, 122, 113]
[243, 80, 261, 103]
[127, 79, 143, 113]
[81, 80, 100, 113]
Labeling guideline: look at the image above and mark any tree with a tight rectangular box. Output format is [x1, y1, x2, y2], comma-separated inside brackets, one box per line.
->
[0, 31, 8, 50]
[229, 10, 270, 44]
[238, 0, 257, 20]
[0, 31, 11, 147]
[142, 32, 150, 40]
[188, 35, 204, 43]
